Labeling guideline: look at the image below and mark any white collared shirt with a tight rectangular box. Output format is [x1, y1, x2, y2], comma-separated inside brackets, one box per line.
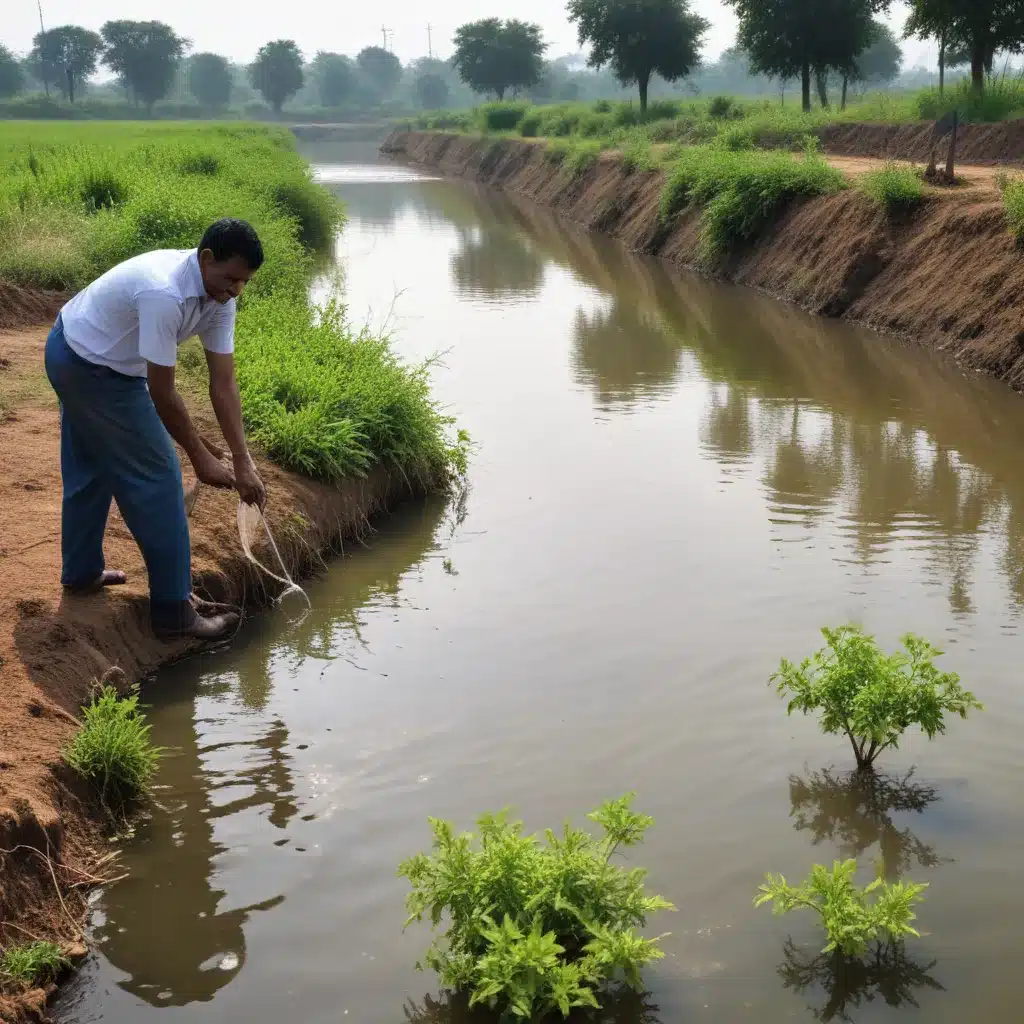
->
[60, 248, 236, 378]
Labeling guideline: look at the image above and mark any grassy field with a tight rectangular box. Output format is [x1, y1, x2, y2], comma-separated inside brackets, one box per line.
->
[0, 122, 466, 485]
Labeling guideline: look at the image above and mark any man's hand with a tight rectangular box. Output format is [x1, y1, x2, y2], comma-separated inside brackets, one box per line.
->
[191, 445, 235, 489]
[233, 452, 267, 510]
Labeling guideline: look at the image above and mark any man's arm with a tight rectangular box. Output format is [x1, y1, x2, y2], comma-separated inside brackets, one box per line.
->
[205, 349, 266, 509]
[147, 362, 235, 491]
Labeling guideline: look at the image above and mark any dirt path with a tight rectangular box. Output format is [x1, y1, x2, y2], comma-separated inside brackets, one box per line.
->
[824, 154, 1009, 196]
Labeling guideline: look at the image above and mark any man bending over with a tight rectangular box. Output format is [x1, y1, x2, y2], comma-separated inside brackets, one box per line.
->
[45, 218, 268, 641]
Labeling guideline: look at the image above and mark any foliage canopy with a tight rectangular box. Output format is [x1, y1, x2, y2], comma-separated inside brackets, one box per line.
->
[452, 19, 547, 101]
[101, 20, 190, 108]
[32, 26, 103, 104]
[356, 46, 403, 99]
[567, 0, 709, 116]
[398, 794, 672, 1019]
[772, 625, 982, 770]
[249, 39, 304, 113]
[187, 52, 233, 109]
[310, 52, 357, 108]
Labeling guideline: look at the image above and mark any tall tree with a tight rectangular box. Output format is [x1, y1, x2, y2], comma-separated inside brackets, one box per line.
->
[905, 0, 1024, 94]
[356, 46, 403, 100]
[727, 0, 886, 113]
[101, 21, 189, 108]
[32, 26, 103, 104]
[567, 0, 709, 115]
[451, 19, 546, 101]
[309, 52, 356, 107]
[249, 40, 304, 113]
[187, 52, 232, 108]
[415, 70, 450, 109]
[0, 44, 24, 99]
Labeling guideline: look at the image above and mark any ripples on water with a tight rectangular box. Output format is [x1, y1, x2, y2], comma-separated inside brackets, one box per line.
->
[55, 148, 1024, 1024]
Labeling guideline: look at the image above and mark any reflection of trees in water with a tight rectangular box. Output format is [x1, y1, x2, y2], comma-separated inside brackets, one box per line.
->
[403, 984, 660, 1024]
[701, 385, 754, 465]
[571, 300, 683, 407]
[789, 768, 942, 881]
[450, 225, 545, 299]
[778, 938, 944, 1022]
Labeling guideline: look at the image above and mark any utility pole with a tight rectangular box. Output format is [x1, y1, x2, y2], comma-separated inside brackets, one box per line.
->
[381, 25, 393, 52]
[36, 0, 49, 97]
[427, 23, 433, 60]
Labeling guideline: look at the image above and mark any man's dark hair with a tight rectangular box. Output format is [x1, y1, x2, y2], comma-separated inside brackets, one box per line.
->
[198, 218, 264, 270]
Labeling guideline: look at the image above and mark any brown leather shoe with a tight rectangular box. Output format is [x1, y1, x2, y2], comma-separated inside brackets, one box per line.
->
[153, 603, 239, 642]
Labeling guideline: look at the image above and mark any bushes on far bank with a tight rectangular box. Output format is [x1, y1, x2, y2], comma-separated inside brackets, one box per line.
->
[660, 144, 848, 259]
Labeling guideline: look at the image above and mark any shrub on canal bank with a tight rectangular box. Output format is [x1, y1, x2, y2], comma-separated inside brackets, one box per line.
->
[0, 942, 70, 988]
[398, 794, 672, 1019]
[63, 685, 161, 807]
[755, 859, 927, 956]
[659, 145, 847, 260]
[772, 626, 982, 771]
[858, 165, 926, 215]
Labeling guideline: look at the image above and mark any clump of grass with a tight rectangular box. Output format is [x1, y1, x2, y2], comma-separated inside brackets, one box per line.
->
[1, 942, 70, 987]
[399, 794, 672, 1019]
[63, 685, 161, 806]
[660, 145, 848, 259]
[478, 101, 530, 132]
[177, 150, 220, 175]
[998, 173, 1024, 241]
[234, 298, 469, 485]
[859, 164, 926, 214]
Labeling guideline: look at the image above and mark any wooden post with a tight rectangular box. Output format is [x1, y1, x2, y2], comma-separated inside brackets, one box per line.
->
[945, 112, 958, 181]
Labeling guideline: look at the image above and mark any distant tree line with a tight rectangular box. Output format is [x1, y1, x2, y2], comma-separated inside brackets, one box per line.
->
[0, 0, 1021, 115]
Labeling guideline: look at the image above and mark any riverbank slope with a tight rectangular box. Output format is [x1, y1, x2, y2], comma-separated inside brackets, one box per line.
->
[384, 130, 1024, 391]
[0, 317, 421, 1020]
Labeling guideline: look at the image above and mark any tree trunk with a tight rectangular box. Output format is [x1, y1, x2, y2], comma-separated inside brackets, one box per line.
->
[939, 30, 945, 95]
[66, 66, 74, 104]
[841, 74, 848, 111]
[971, 42, 986, 93]
[816, 69, 829, 109]
[801, 62, 811, 113]
[638, 73, 649, 118]
[496, 86, 505, 101]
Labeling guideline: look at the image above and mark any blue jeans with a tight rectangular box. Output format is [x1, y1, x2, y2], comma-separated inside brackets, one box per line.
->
[44, 315, 192, 628]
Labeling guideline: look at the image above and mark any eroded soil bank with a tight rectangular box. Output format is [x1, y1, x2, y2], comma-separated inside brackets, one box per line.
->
[384, 130, 1024, 391]
[0, 317, 418, 1021]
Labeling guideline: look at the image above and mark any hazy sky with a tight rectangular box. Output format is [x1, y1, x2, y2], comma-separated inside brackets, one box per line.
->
[6, 0, 936, 73]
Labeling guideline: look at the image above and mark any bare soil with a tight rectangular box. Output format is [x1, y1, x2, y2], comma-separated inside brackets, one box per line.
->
[384, 130, 1024, 391]
[0, 319, 414, 1021]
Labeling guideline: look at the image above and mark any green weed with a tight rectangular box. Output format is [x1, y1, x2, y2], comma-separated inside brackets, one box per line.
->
[398, 794, 673, 1019]
[660, 146, 848, 259]
[478, 102, 530, 133]
[621, 135, 658, 173]
[0, 942, 70, 987]
[773, 625, 982, 770]
[756, 860, 927, 956]
[1000, 174, 1024, 240]
[63, 685, 161, 806]
[858, 164, 927, 214]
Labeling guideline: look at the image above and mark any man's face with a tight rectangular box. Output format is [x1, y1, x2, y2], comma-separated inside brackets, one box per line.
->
[199, 250, 256, 304]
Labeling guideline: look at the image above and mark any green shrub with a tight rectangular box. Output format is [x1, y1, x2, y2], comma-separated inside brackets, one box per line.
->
[399, 795, 672, 1019]
[858, 164, 927, 213]
[0, 942, 70, 987]
[593, 99, 612, 113]
[479, 102, 530, 132]
[234, 298, 468, 485]
[1000, 174, 1024, 240]
[709, 95, 738, 120]
[621, 136, 658, 173]
[519, 110, 543, 137]
[660, 146, 848, 259]
[755, 860, 927, 956]
[64, 685, 161, 805]
[644, 99, 681, 121]
[177, 150, 221, 175]
[915, 76, 1024, 123]
[773, 625, 982, 770]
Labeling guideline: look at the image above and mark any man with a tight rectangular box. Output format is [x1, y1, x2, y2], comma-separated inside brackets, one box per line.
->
[44, 218, 268, 641]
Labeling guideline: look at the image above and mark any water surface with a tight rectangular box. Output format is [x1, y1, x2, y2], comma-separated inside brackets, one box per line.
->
[57, 143, 1024, 1024]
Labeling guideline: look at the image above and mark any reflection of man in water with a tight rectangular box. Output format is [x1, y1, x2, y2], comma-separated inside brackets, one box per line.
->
[97, 718, 296, 1006]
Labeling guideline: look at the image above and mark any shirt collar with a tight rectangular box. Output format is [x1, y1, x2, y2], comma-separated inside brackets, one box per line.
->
[183, 250, 208, 301]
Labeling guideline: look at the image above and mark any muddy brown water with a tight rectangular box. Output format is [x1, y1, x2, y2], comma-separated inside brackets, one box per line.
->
[55, 141, 1024, 1023]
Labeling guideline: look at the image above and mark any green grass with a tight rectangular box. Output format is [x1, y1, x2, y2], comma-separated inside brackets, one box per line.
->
[660, 145, 848, 259]
[858, 164, 927, 214]
[0, 942, 70, 987]
[63, 686, 161, 806]
[999, 172, 1024, 240]
[0, 121, 467, 486]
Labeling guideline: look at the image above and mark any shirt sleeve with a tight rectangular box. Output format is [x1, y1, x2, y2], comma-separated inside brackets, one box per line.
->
[198, 299, 236, 356]
[137, 291, 184, 368]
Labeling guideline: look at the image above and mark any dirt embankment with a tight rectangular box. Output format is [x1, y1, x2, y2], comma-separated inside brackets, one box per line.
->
[821, 119, 1024, 166]
[384, 130, 1024, 391]
[0, 321, 420, 1020]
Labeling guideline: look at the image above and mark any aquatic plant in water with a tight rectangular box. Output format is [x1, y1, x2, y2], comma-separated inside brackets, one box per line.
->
[772, 626, 982, 770]
[755, 859, 927, 957]
[398, 794, 672, 1019]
